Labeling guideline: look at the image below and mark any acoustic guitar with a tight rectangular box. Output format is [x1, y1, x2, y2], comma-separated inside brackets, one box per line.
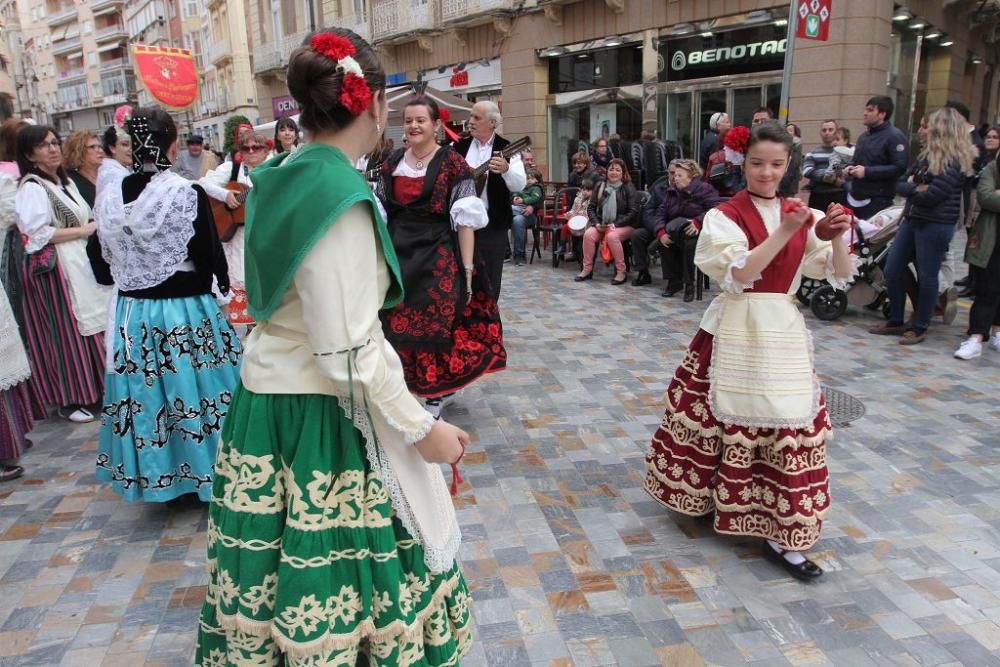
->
[210, 182, 250, 242]
[473, 136, 532, 194]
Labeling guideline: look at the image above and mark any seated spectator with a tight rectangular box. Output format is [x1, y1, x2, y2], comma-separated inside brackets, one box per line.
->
[558, 177, 594, 261]
[576, 158, 640, 285]
[511, 168, 544, 265]
[521, 147, 537, 172]
[706, 125, 749, 197]
[631, 161, 678, 286]
[654, 159, 722, 301]
[591, 137, 612, 176]
[567, 151, 595, 188]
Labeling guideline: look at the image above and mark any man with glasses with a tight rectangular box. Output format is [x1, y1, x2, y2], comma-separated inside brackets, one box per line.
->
[200, 128, 270, 331]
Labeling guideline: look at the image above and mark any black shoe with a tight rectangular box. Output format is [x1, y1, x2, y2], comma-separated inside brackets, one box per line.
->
[611, 275, 627, 285]
[955, 276, 969, 287]
[574, 273, 593, 282]
[958, 287, 976, 299]
[631, 271, 651, 286]
[762, 542, 823, 582]
[683, 285, 694, 302]
[661, 282, 683, 297]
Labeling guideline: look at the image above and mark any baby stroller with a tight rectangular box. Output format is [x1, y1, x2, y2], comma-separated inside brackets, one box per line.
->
[796, 206, 903, 321]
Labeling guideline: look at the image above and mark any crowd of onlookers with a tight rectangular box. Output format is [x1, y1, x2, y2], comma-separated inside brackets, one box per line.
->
[507, 96, 1000, 358]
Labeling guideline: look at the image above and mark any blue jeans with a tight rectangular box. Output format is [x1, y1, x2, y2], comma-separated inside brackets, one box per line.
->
[885, 218, 955, 332]
[511, 211, 535, 258]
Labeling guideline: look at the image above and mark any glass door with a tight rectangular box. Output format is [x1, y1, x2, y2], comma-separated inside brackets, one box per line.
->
[733, 87, 763, 128]
[697, 89, 727, 154]
[660, 91, 693, 159]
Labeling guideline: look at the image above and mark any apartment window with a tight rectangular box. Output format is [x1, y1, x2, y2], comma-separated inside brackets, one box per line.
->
[270, 0, 282, 41]
[82, 20, 92, 34]
[101, 110, 113, 127]
[87, 51, 97, 67]
[183, 0, 198, 18]
[353, 0, 366, 20]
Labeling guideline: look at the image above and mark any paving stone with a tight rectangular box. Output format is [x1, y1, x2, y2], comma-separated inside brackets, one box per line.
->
[0, 253, 998, 664]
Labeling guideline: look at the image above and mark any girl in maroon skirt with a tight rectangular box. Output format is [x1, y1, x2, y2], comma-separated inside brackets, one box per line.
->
[644, 123, 857, 580]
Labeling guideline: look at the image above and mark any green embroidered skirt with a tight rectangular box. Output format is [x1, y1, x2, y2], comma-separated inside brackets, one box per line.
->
[196, 385, 473, 666]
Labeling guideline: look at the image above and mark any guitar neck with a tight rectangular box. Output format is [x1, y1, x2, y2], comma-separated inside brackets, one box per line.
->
[473, 137, 531, 178]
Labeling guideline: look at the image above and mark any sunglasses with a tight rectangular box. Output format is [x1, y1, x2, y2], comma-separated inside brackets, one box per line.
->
[240, 144, 266, 153]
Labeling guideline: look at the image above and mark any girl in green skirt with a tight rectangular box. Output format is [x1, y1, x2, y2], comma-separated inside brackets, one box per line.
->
[196, 28, 473, 666]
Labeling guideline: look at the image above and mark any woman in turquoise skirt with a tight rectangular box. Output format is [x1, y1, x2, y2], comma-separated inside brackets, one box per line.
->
[196, 28, 474, 666]
[90, 107, 241, 502]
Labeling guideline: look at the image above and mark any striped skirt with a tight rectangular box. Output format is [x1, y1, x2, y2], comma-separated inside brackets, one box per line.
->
[20, 256, 104, 408]
[0, 380, 45, 461]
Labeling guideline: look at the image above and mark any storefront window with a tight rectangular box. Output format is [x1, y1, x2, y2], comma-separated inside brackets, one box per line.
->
[548, 46, 643, 94]
[549, 94, 643, 182]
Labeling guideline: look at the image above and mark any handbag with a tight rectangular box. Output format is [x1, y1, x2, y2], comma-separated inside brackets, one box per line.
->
[600, 231, 613, 263]
[29, 244, 56, 275]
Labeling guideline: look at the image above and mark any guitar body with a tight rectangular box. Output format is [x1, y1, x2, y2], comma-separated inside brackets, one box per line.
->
[473, 136, 532, 194]
[211, 182, 249, 242]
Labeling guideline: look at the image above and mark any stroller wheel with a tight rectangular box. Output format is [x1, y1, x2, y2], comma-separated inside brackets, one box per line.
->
[796, 278, 824, 306]
[810, 285, 848, 321]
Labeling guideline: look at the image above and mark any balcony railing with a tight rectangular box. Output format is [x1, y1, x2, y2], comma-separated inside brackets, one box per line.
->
[210, 39, 231, 66]
[440, 0, 515, 23]
[252, 29, 310, 75]
[371, 0, 437, 42]
[100, 57, 129, 71]
[51, 35, 82, 55]
[346, 15, 370, 42]
[90, 0, 124, 12]
[95, 24, 127, 42]
[58, 67, 86, 81]
[46, 3, 77, 27]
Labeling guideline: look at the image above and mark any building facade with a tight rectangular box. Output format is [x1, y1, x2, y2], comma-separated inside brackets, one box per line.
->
[250, 0, 997, 182]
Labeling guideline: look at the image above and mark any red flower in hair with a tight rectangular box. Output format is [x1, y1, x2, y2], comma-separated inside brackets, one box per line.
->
[723, 125, 750, 154]
[339, 73, 371, 115]
[310, 33, 356, 61]
[439, 107, 451, 123]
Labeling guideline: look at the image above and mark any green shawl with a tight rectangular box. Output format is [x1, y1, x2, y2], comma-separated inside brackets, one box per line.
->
[243, 143, 403, 321]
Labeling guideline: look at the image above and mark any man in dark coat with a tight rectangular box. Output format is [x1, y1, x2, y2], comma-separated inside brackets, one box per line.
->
[453, 101, 527, 301]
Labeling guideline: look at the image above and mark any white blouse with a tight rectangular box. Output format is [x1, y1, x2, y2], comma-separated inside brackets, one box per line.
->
[15, 182, 58, 253]
[199, 159, 253, 286]
[391, 160, 489, 230]
[694, 197, 858, 335]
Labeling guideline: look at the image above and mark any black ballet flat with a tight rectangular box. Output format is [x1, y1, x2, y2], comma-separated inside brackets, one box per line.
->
[574, 273, 593, 282]
[611, 275, 627, 285]
[762, 542, 823, 582]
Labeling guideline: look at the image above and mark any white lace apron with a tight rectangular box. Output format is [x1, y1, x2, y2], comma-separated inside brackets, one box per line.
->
[709, 293, 820, 429]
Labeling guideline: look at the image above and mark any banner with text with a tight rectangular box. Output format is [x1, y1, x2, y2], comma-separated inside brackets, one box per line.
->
[132, 45, 198, 110]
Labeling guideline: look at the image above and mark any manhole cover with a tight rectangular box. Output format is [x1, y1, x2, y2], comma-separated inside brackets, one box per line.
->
[822, 385, 866, 427]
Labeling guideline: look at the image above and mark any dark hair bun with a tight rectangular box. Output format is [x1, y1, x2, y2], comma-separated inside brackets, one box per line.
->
[287, 28, 385, 135]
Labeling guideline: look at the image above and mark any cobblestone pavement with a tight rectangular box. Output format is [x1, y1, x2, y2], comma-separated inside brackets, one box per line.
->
[2, 256, 999, 667]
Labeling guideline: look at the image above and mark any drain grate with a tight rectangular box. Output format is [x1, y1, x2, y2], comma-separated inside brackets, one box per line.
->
[821, 386, 866, 427]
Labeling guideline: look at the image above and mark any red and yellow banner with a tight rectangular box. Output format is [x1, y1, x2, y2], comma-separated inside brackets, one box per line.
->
[132, 45, 198, 110]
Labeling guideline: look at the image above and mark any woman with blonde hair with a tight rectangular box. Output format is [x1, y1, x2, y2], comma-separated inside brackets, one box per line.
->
[870, 106, 977, 345]
[63, 130, 104, 208]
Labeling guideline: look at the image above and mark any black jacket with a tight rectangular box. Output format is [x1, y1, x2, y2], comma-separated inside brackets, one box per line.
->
[453, 134, 513, 232]
[654, 179, 722, 238]
[850, 121, 909, 201]
[587, 179, 640, 228]
[699, 130, 719, 169]
[640, 175, 672, 233]
[897, 159, 966, 226]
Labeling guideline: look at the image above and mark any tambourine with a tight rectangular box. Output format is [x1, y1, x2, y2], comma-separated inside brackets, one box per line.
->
[567, 215, 588, 236]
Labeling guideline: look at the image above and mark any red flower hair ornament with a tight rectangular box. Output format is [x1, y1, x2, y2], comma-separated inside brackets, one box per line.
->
[310, 33, 371, 116]
[723, 125, 750, 155]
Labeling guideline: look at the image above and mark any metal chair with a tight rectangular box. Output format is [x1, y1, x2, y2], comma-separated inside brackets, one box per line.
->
[536, 184, 574, 266]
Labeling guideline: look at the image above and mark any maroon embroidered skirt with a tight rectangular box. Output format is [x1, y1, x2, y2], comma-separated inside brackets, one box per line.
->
[644, 329, 832, 551]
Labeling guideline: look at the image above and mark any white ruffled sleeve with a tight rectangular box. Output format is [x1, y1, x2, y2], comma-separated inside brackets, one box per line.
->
[450, 195, 489, 230]
[694, 208, 757, 294]
[15, 182, 55, 253]
[295, 202, 434, 444]
[801, 209, 860, 291]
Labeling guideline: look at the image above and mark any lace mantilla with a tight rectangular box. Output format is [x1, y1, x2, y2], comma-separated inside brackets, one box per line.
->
[0, 281, 30, 392]
[95, 170, 198, 291]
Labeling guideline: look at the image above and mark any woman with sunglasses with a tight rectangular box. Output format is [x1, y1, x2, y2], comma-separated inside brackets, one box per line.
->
[14, 126, 111, 424]
[199, 128, 270, 330]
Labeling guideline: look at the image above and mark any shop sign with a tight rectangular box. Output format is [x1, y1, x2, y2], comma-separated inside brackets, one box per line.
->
[132, 45, 198, 109]
[659, 25, 787, 82]
[272, 95, 299, 119]
[796, 0, 832, 42]
[419, 58, 501, 92]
